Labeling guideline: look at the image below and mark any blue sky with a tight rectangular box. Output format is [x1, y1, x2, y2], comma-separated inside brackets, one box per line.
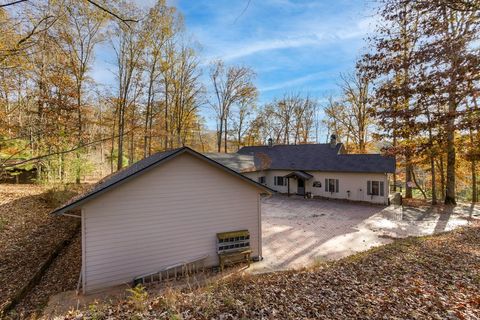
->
[176, 0, 374, 101]
[92, 0, 375, 130]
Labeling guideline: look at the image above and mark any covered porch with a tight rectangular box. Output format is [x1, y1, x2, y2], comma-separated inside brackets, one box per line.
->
[285, 171, 313, 196]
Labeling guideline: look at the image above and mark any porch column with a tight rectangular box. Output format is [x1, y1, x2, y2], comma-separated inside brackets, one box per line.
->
[287, 177, 290, 196]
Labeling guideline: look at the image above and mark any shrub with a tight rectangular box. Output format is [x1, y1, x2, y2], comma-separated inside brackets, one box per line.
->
[88, 302, 105, 320]
[127, 285, 149, 312]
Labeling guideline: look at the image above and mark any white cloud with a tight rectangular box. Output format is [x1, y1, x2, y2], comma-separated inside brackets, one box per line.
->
[260, 71, 330, 92]
[222, 36, 320, 61]
[198, 14, 376, 63]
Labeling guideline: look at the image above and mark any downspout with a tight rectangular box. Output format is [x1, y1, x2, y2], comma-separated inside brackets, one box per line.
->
[257, 193, 262, 260]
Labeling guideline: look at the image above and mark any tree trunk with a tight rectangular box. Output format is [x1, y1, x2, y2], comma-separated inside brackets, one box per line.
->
[164, 82, 169, 150]
[469, 125, 478, 203]
[426, 110, 437, 204]
[224, 117, 228, 153]
[143, 105, 150, 158]
[129, 108, 135, 166]
[148, 106, 154, 156]
[197, 122, 205, 152]
[392, 116, 397, 192]
[75, 86, 82, 184]
[438, 157, 446, 201]
[468, 91, 479, 203]
[217, 115, 223, 152]
[75, 152, 81, 184]
[430, 154, 437, 204]
[471, 159, 477, 203]
[405, 155, 413, 198]
[144, 66, 155, 158]
[60, 152, 65, 183]
[237, 129, 242, 151]
[444, 108, 456, 205]
[117, 104, 124, 171]
[110, 109, 117, 174]
[411, 168, 427, 199]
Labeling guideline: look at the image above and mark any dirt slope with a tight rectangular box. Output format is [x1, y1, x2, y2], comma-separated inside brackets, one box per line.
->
[0, 184, 81, 319]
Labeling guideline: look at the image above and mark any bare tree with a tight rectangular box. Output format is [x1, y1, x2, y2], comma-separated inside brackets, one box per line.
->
[230, 98, 256, 150]
[323, 72, 372, 153]
[170, 45, 204, 147]
[60, 0, 105, 182]
[141, 0, 177, 157]
[209, 60, 256, 152]
[111, 6, 144, 170]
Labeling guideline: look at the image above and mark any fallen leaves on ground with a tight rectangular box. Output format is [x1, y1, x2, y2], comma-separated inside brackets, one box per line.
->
[0, 184, 82, 317]
[61, 221, 480, 320]
[11, 233, 82, 319]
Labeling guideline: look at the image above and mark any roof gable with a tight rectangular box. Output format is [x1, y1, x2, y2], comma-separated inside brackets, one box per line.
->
[51, 147, 271, 215]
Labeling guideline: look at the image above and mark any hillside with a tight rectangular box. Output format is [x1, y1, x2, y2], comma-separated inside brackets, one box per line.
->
[59, 222, 480, 320]
[0, 184, 83, 319]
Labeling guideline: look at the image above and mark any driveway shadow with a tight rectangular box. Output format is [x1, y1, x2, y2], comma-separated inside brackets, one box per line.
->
[257, 195, 478, 272]
[256, 195, 387, 272]
[433, 206, 454, 234]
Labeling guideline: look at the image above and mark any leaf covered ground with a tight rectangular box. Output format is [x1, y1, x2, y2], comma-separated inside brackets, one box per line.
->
[0, 184, 83, 318]
[62, 221, 480, 320]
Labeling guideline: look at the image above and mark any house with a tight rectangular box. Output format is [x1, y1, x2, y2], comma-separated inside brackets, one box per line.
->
[209, 135, 395, 205]
[51, 147, 271, 294]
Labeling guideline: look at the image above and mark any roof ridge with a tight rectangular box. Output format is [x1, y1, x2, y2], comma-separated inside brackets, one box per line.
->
[51, 147, 272, 215]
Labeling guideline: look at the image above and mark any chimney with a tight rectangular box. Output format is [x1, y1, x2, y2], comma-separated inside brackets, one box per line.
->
[330, 134, 337, 148]
[268, 138, 273, 147]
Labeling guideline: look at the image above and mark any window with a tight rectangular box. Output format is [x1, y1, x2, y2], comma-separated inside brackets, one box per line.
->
[325, 178, 339, 193]
[274, 176, 287, 186]
[258, 176, 266, 184]
[367, 180, 385, 196]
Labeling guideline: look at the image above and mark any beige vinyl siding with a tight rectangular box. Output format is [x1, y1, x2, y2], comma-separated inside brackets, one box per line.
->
[306, 171, 389, 204]
[244, 170, 297, 194]
[82, 152, 261, 293]
[245, 170, 389, 204]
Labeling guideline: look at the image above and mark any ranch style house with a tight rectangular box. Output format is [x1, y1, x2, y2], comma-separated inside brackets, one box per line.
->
[208, 135, 396, 205]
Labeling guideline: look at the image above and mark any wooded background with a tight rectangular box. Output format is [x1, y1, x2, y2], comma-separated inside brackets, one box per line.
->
[0, 0, 478, 205]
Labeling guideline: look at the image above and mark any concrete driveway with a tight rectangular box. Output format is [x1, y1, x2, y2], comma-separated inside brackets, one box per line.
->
[251, 195, 478, 273]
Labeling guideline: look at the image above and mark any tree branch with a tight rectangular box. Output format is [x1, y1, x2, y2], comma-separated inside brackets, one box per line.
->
[233, 0, 251, 24]
[0, 0, 28, 8]
[1, 127, 141, 169]
[85, 0, 138, 25]
[0, 0, 139, 25]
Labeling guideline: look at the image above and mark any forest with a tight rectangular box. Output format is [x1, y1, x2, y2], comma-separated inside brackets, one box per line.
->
[0, 0, 479, 205]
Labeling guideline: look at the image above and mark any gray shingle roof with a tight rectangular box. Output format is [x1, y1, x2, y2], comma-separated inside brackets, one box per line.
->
[203, 153, 256, 172]
[51, 147, 272, 215]
[237, 144, 395, 174]
[285, 171, 314, 180]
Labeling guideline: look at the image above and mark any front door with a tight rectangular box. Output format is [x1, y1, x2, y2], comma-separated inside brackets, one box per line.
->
[297, 179, 305, 195]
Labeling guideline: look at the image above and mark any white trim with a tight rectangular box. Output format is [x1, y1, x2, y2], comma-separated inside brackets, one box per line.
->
[63, 213, 81, 218]
[257, 193, 262, 259]
[81, 208, 86, 294]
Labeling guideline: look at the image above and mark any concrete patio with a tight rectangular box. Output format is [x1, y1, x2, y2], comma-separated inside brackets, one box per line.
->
[251, 195, 479, 273]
